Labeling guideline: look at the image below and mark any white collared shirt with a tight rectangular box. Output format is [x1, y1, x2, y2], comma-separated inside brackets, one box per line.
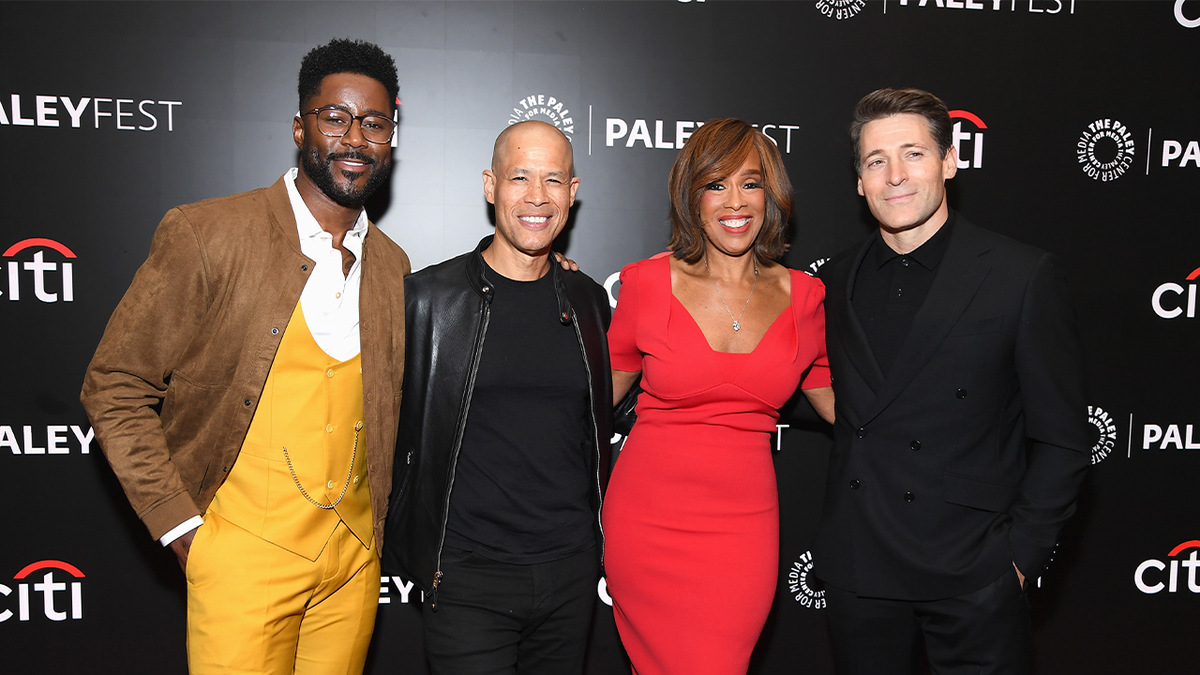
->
[284, 167, 366, 362]
[160, 169, 367, 547]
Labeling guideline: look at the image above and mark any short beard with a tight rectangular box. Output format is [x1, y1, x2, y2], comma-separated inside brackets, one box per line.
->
[301, 146, 392, 208]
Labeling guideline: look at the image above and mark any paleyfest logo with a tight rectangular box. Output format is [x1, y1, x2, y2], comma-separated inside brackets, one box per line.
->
[1077, 118, 1135, 181]
[509, 93, 575, 139]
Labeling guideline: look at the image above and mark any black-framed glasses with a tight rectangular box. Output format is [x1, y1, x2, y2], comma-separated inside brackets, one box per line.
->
[301, 106, 396, 144]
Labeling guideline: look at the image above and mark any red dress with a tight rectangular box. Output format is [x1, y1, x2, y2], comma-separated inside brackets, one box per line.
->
[603, 254, 831, 675]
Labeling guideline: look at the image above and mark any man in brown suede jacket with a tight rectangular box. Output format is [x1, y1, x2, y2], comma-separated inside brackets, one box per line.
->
[81, 39, 409, 674]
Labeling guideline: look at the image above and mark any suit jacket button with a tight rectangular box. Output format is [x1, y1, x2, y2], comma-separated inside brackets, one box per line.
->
[904, 491, 915, 502]
[910, 440, 921, 451]
[849, 479, 861, 490]
[956, 388, 968, 399]
[856, 427, 866, 439]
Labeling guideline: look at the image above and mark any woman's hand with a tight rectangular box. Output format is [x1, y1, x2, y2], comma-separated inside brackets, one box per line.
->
[802, 386, 835, 424]
[613, 369, 641, 406]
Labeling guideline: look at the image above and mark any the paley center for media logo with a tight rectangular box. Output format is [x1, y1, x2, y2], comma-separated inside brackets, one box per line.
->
[509, 93, 575, 140]
[0, 561, 85, 623]
[1077, 118, 1135, 182]
[787, 551, 825, 610]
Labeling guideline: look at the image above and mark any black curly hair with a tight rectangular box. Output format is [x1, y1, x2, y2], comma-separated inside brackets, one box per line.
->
[298, 38, 399, 112]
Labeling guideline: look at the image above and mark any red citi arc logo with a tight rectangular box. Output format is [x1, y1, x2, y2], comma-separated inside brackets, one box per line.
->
[2, 238, 76, 303]
[0, 560, 85, 623]
[1151, 266, 1200, 319]
[1135, 541, 1200, 594]
[949, 110, 985, 170]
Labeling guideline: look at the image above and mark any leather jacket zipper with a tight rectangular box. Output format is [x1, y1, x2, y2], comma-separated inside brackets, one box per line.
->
[430, 301, 491, 611]
[570, 307, 605, 567]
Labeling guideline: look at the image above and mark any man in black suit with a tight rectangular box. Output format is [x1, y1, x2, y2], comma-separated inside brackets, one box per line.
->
[813, 88, 1090, 675]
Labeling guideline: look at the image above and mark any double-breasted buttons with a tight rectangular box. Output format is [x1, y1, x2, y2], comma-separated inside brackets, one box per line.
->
[956, 388, 968, 399]
[904, 491, 916, 503]
[910, 440, 921, 451]
[856, 427, 866, 439]
[849, 479, 861, 490]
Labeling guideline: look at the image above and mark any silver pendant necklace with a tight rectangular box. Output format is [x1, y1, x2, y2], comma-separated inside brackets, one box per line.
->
[704, 255, 759, 331]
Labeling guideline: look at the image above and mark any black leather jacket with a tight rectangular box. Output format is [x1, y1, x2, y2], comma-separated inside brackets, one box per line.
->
[383, 236, 613, 608]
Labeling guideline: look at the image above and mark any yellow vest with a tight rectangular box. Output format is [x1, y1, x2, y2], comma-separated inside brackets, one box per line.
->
[210, 302, 373, 560]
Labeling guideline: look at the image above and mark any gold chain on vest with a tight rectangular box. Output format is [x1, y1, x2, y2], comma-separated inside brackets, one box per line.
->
[281, 420, 363, 509]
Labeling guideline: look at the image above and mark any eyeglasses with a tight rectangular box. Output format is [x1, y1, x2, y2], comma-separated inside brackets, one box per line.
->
[301, 106, 396, 144]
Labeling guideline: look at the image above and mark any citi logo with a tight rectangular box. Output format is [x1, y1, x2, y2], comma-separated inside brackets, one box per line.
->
[378, 576, 423, 605]
[1135, 540, 1200, 594]
[1150, 266, 1200, 319]
[1177, 0, 1200, 28]
[0, 560, 85, 623]
[2, 238, 75, 303]
[950, 110, 985, 170]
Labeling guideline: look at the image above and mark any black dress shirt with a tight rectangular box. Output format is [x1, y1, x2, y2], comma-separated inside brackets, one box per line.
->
[851, 214, 955, 376]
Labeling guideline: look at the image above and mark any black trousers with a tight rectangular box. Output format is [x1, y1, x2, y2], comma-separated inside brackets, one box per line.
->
[423, 546, 599, 675]
[824, 569, 1031, 675]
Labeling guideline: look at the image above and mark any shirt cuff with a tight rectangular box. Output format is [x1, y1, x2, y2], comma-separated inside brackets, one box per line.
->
[159, 516, 204, 546]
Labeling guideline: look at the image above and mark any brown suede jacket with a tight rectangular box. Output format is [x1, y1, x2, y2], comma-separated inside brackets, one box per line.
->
[81, 176, 410, 553]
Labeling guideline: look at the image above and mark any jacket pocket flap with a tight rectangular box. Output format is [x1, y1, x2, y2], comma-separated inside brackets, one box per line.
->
[943, 473, 1017, 512]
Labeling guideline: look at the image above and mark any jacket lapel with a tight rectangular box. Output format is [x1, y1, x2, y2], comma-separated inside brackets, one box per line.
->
[829, 237, 886, 397]
[859, 220, 992, 424]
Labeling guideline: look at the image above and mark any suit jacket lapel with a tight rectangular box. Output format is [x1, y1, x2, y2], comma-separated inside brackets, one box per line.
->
[829, 236, 886, 398]
[860, 220, 992, 424]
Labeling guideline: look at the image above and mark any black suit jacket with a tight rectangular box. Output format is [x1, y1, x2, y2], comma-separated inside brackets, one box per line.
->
[813, 214, 1090, 601]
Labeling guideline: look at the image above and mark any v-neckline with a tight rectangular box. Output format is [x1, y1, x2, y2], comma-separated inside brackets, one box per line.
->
[668, 262, 795, 355]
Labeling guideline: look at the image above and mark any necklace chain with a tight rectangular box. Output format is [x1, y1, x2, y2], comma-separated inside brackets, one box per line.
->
[704, 255, 759, 332]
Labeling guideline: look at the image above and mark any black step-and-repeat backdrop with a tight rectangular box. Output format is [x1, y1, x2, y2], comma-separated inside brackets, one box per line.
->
[2, 1, 1197, 673]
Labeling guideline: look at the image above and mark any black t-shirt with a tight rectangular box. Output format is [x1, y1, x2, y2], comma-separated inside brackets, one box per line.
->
[851, 215, 955, 376]
[443, 263, 596, 564]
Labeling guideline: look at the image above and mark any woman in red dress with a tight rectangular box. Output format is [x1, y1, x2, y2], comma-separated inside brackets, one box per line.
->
[604, 118, 835, 675]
